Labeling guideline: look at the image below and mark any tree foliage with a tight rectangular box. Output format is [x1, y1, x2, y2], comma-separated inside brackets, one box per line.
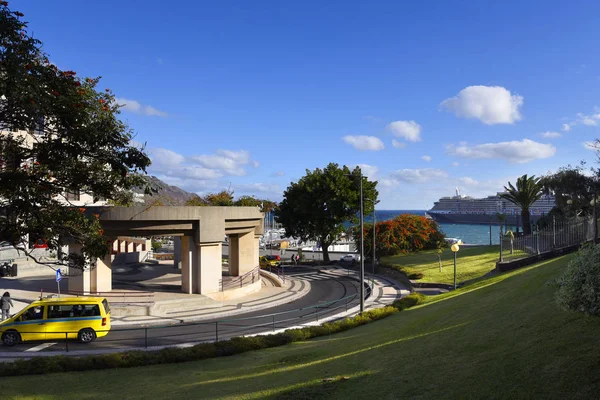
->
[357, 214, 445, 257]
[500, 175, 543, 235]
[184, 191, 276, 212]
[0, 4, 151, 269]
[541, 164, 599, 220]
[275, 163, 378, 263]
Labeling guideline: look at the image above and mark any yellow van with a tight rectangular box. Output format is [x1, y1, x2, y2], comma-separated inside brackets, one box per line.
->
[0, 297, 111, 346]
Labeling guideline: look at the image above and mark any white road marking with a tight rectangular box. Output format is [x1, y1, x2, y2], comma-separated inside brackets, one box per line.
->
[25, 343, 57, 352]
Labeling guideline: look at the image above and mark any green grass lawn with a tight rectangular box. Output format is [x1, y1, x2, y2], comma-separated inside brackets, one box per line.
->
[2, 253, 600, 399]
[381, 245, 500, 284]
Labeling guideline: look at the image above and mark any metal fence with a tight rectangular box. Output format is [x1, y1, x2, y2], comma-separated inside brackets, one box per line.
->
[500, 216, 595, 261]
[4, 290, 363, 353]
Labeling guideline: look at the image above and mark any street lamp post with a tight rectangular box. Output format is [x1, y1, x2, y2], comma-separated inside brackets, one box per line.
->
[372, 209, 376, 275]
[451, 242, 460, 290]
[346, 170, 365, 313]
[359, 171, 365, 313]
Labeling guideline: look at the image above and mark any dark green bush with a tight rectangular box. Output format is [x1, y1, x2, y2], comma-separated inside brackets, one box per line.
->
[392, 293, 426, 311]
[0, 306, 399, 377]
[388, 264, 424, 280]
[555, 244, 600, 316]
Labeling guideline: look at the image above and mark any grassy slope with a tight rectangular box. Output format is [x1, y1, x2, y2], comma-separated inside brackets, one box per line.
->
[382, 245, 499, 284]
[3, 254, 600, 399]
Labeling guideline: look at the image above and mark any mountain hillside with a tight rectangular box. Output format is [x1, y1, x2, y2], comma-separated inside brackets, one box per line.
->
[139, 176, 200, 205]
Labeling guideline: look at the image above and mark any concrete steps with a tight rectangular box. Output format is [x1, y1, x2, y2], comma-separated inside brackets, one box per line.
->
[150, 296, 219, 317]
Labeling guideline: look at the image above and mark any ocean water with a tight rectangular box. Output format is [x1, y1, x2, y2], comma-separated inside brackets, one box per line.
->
[370, 210, 511, 245]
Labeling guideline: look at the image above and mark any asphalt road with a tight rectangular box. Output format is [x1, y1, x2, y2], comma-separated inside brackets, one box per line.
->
[0, 266, 365, 355]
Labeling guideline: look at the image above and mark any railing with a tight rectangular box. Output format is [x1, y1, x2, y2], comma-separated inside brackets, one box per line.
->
[5, 291, 363, 353]
[500, 216, 595, 262]
[219, 267, 261, 292]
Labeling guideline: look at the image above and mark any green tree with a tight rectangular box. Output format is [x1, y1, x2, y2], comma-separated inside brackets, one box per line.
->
[275, 163, 378, 263]
[500, 175, 543, 235]
[0, 4, 151, 270]
[234, 195, 261, 207]
[203, 190, 234, 206]
[185, 196, 207, 206]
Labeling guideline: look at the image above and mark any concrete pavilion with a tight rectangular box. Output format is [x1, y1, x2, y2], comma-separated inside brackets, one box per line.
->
[68, 206, 264, 295]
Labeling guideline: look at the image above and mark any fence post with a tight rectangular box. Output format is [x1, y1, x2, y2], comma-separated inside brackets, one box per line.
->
[272, 315, 275, 332]
[499, 232, 503, 262]
[145, 327, 148, 348]
[65, 332, 69, 353]
[215, 321, 219, 342]
[536, 232, 540, 255]
[553, 216, 556, 248]
[345, 297, 348, 312]
[316, 305, 319, 322]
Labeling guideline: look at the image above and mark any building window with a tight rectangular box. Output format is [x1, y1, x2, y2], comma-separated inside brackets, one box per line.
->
[65, 190, 80, 201]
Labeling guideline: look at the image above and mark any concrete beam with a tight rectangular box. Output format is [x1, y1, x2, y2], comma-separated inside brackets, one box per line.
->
[193, 241, 222, 294]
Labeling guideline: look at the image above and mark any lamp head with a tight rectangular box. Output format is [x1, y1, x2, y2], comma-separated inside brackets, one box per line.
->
[451, 243, 460, 252]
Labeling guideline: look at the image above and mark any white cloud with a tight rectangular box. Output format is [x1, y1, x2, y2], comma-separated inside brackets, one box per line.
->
[234, 183, 282, 194]
[389, 168, 449, 183]
[447, 139, 556, 164]
[116, 98, 168, 117]
[271, 171, 285, 177]
[149, 148, 259, 183]
[354, 164, 379, 180]
[577, 111, 600, 126]
[540, 131, 561, 138]
[392, 139, 406, 149]
[584, 141, 597, 150]
[440, 85, 523, 125]
[189, 150, 254, 176]
[451, 162, 460, 167]
[458, 177, 478, 185]
[562, 123, 572, 132]
[342, 135, 384, 151]
[421, 155, 432, 162]
[386, 121, 422, 142]
[149, 148, 185, 166]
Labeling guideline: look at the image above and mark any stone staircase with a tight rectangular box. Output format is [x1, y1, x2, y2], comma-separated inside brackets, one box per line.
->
[150, 296, 220, 318]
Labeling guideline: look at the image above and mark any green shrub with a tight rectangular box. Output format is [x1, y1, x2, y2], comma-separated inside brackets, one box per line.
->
[0, 305, 400, 377]
[389, 264, 424, 280]
[392, 293, 426, 311]
[555, 244, 600, 316]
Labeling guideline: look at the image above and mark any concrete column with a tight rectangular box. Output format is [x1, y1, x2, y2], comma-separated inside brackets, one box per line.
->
[91, 253, 112, 293]
[67, 243, 91, 294]
[173, 237, 182, 269]
[193, 241, 222, 294]
[237, 231, 255, 275]
[229, 234, 240, 276]
[181, 236, 193, 294]
[127, 241, 134, 253]
[254, 235, 261, 269]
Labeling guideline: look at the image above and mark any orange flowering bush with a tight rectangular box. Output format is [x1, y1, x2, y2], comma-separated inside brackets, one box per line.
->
[357, 214, 445, 257]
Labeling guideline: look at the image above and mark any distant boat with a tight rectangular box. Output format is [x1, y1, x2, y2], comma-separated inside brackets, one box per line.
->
[428, 188, 555, 225]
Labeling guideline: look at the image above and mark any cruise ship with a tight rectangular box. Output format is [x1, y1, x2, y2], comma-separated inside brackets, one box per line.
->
[427, 188, 555, 225]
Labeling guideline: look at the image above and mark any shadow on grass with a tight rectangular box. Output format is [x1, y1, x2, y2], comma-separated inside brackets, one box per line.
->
[248, 371, 375, 400]
[184, 322, 467, 389]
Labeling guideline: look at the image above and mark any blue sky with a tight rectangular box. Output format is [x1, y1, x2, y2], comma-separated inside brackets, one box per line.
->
[17, 0, 600, 209]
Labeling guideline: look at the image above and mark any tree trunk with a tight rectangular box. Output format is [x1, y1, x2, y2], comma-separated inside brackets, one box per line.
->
[522, 209, 532, 235]
[321, 239, 331, 264]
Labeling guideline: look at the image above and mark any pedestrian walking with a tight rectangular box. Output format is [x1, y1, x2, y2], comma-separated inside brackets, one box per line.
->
[295, 254, 300, 265]
[1, 291, 14, 320]
[291, 255, 296, 265]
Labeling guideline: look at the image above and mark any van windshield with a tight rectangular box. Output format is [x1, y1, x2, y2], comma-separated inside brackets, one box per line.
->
[102, 299, 110, 314]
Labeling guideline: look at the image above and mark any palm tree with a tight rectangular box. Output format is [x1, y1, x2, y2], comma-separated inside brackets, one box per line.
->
[500, 175, 543, 235]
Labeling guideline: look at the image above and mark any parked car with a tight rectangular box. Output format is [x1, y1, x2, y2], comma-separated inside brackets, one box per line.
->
[340, 254, 361, 263]
[259, 255, 281, 268]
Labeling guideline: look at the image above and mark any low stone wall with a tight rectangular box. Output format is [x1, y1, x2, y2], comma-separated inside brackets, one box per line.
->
[496, 243, 581, 272]
[205, 280, 262, 301]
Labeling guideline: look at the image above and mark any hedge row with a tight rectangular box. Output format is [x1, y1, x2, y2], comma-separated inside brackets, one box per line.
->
[0, 306, 406, 377]
[383, 263, 424, 280]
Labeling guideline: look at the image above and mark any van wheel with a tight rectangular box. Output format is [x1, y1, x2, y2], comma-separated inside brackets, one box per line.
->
[78, 328, 96, 344]
[2, 330, 20, 347]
